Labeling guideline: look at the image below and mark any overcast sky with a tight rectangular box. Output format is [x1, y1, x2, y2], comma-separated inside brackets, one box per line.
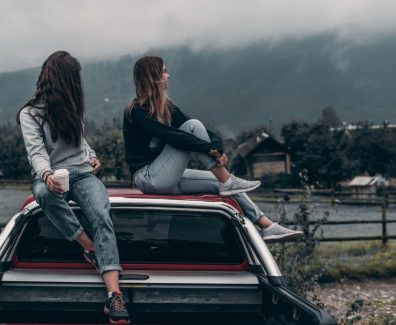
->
[1, 0, 396, 73]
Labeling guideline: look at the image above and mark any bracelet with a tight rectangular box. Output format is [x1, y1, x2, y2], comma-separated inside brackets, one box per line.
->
[43, 172, 53, 185]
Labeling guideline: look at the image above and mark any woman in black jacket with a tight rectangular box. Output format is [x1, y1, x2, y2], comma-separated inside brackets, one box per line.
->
[123, 56, 302, 242]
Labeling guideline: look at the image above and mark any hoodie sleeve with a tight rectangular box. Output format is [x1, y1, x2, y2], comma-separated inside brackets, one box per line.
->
[82, 138, 97, 159]
[19, 108, 52, 179]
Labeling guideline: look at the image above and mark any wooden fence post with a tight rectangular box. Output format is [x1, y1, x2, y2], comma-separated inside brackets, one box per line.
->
[382, 190, 388, 245]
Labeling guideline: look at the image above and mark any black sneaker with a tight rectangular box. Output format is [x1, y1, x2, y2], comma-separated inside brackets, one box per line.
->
[83, 249, 100, 273]
[104, 291, 130, 324]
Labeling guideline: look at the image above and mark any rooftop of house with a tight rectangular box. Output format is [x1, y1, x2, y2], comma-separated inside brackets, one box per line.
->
[348, 176, 381, 187]
[237, 132, 288, 158]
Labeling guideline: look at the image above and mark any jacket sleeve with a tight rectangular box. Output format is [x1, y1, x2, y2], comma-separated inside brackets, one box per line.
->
[131, 107, 222, 153]
[19, 108, 52, 179]
[173, 106, 224, 152]
[207, 129, 223, 152]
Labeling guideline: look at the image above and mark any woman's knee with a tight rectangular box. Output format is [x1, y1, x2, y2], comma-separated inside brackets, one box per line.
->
[33, 181, 52, 203]
[180, 119, 205, 133]
[180, 119, 209, 140]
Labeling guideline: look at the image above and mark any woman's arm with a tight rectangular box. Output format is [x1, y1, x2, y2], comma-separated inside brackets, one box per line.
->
[172, 106, 224, 152]
[82, 138, 97, 159]
[19, 108, 52, 179]
[82, 138, 102, 174]
[131, 107, 223, 153]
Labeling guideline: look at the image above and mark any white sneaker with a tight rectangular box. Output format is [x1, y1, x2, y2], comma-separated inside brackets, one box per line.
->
[219, 175, 261, 196]
[262, 223, 303, 243]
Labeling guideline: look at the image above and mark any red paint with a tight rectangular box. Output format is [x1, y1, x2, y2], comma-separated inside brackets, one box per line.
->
[13, 255, 249, 272]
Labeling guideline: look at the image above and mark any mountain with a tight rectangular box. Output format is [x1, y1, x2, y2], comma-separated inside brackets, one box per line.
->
[2, 33, 396, 137]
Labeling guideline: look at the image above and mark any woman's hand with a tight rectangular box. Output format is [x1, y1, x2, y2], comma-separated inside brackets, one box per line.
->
[91, 157, 102, 174]
[216, 153, 228, 167]
[209, 149, 222, 157]
[46, 174, 64, 194]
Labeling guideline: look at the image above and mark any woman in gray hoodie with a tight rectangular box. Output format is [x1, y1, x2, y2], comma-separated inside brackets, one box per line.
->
[17, 51, 130, 324]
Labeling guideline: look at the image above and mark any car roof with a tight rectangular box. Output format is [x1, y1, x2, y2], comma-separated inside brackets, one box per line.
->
[21, 187, 242, 211]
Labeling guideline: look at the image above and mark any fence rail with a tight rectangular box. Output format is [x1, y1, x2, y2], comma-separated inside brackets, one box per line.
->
[283, 219, 396, 243]
[282, 191, 394, 243]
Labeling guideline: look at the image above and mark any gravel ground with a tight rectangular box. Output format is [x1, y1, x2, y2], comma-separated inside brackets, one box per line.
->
[309, 277, 396, 325]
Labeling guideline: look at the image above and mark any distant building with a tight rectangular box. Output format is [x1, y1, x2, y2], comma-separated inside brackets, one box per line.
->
[330, 122, 396, 139]
[348, 175, 388, 198]
[235, 132, 291, 179]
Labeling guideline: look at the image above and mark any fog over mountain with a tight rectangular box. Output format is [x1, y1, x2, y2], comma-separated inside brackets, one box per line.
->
[3, 0, 396, 73]
[2, 33, 396, 137]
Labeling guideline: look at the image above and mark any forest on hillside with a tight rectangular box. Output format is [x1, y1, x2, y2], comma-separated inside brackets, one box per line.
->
[2, 107, 396, 189]
[2, 33, 396, 135]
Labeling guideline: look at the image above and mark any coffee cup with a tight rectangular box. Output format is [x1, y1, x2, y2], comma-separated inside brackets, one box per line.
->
[54, 169, 70, 192]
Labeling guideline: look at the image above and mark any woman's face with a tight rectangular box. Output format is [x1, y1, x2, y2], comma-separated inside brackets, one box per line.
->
[161, 65, 170, 90]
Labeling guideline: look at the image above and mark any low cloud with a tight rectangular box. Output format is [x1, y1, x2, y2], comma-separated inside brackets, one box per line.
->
[1, 0, 396, 72]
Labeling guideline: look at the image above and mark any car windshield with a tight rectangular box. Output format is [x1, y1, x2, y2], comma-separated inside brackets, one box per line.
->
[17, 208, 245, 265]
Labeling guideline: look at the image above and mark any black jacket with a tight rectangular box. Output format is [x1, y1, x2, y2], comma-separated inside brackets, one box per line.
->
[123, 104, 223, 175]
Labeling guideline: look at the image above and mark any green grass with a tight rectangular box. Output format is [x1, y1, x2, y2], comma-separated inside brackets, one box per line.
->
[308, 241, 396, 282]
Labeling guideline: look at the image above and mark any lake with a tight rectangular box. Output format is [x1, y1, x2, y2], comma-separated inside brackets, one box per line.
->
[0, 189, 31, 225]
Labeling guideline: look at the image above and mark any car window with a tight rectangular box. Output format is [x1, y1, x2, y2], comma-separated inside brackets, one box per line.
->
[17, 209, 245, 265]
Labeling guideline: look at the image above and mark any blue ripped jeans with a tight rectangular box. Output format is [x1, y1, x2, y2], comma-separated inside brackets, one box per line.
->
[33, 172, 121, 275]
[134, 119, 264, 224]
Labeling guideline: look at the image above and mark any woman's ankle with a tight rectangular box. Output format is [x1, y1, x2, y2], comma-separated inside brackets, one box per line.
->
[210, 166, 231, 183]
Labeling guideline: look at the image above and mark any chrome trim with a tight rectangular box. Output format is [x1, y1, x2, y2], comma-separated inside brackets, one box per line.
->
[242, 218, 282, 277]
[0, 210, 28, 260]
[2, 269, 259, 286]
[22, 198, 240, 216]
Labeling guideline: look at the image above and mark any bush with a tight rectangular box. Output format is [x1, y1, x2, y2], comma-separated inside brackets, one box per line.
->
[269, 169, 328, 297]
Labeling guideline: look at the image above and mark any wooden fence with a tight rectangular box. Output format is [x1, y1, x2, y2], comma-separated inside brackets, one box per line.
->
[283, 219, 396, 244]
[272, 190, 396, 244]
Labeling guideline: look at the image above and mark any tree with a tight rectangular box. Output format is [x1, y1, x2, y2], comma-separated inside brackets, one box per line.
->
[282, 121, 353, 187]
[0, 124, 31, 179]
[317, 106, 342, 128]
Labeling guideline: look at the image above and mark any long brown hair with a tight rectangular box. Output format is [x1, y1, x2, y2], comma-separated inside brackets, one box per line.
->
[131, 56, 173, 123]
[16, 51, 85, 147]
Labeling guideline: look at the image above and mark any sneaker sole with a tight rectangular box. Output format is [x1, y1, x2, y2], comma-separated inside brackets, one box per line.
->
[104, 306, 130, 324]
[263, 231, 304, 243]
[220, 182, 261, 196]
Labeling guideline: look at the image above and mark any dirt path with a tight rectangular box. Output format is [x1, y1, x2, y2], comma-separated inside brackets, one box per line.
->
[310, 278, 396, 324]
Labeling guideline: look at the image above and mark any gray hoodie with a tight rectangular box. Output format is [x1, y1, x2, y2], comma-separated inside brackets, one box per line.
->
[19, 103, 96, 179]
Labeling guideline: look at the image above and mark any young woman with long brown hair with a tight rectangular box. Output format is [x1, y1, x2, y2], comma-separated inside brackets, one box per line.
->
[123, 56, 302, 242]
[17, 51, 130, 324]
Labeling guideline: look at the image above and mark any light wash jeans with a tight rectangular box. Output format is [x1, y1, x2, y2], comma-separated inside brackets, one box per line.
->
[33, 172, 121, 275]
[134, 119, 264, 224]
